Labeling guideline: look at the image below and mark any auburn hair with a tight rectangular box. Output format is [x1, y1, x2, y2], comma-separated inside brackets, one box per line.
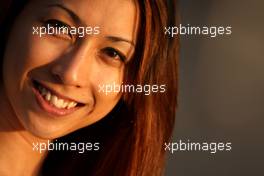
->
[0, 0, 179, 175]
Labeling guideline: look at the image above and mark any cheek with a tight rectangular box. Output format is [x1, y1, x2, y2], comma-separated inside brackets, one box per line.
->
[4, 18, 69, 80]
[90, 64, 124, 109]
[19, 36, 68, 72]
[3, 31, 46, 83]
[72, 64, 124, 130]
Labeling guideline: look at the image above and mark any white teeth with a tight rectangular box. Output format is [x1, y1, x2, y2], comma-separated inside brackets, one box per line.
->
[62, 101, 68, 108]
[66, 102, 77, 109]
[45, 92, 51, 101]
[51, 95, 58, 105]
[57, 99, 64, 108]
[37, 85, 78, 109]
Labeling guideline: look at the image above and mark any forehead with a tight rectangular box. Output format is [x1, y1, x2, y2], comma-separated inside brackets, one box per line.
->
[32, 0, 139, 40]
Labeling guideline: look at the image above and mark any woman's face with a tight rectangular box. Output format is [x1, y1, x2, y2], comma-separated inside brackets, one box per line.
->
[3, 0, 139, 139]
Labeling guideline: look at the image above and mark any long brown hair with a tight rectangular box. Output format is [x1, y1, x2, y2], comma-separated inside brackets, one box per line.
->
[0, 0, 178, 175]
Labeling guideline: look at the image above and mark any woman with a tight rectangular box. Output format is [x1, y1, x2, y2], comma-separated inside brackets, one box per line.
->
[0, 0, 178, 175]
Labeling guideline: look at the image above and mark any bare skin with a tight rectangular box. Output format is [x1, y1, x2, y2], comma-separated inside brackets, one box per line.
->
[0, 87, 48, 175]
[0, 0, 139, 175]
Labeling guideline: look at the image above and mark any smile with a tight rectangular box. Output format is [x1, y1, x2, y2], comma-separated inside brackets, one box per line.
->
[32, 79, 84, 116]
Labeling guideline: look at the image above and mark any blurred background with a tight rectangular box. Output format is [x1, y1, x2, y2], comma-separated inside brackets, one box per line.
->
[166, 0, 264, 175]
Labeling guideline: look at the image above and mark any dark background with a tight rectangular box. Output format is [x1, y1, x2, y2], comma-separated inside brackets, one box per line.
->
[166, 0, 264, 176]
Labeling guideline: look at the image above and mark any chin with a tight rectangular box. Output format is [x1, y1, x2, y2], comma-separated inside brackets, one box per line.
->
[22, 118, 73, 139]
[17, 109, 106, 140]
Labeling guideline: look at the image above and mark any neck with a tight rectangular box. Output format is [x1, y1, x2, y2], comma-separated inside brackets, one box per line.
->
[0, 86, 48, 176]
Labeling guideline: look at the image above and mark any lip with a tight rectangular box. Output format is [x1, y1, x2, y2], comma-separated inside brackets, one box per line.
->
[33, 79, 84, 104]
[31, 80, 83, 117]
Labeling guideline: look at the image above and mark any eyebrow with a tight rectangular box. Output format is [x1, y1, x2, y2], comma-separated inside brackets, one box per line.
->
[106, 36, 135, 47]
[47, 3, 135, 47]
[47, 4, 83, 24]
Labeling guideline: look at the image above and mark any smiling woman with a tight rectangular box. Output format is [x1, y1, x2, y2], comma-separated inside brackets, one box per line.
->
[0, 0, 178, 176]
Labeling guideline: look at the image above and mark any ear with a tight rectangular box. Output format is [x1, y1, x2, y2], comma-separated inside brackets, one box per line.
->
[0, 0, 12, 23]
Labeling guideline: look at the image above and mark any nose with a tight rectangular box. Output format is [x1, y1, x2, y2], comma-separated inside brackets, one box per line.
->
[50, 46, 91, 88]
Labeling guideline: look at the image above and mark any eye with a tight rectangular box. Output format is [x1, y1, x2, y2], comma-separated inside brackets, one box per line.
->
[42, 19, 73, 40]
[101, 47, 126, 62]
